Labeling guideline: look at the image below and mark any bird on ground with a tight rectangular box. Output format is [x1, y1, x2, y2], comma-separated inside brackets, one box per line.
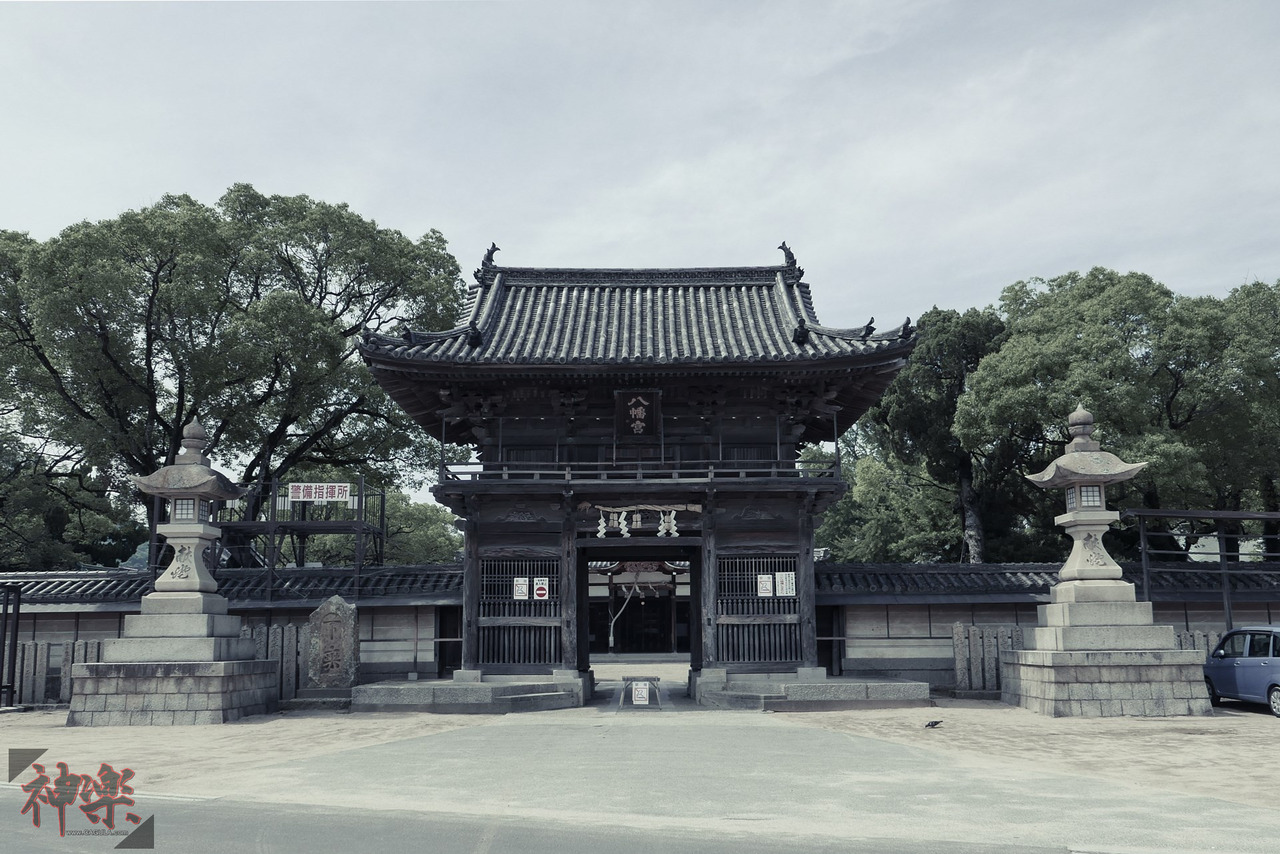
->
[924, 720, 943, 728]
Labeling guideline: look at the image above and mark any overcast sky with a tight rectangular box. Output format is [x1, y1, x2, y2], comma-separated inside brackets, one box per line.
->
[3, 1, 1279, 328]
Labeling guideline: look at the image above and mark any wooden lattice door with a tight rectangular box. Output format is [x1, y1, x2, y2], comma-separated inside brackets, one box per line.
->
[479, 558, 561, 665]
[716, 555, 801, 664]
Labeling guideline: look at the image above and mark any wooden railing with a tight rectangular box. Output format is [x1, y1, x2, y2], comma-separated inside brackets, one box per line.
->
[441, 459, 841, 483]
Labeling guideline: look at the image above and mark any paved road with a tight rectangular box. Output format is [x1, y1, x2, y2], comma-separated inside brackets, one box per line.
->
[3, 680, 1275, 853]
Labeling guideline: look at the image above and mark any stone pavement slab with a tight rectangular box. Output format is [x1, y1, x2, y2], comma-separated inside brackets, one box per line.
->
[2, 697, 1278, 853]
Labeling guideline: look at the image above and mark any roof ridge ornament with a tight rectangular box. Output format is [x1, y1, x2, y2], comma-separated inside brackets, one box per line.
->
[858, 317, 875, 340]
[778, 241, 795, 267]
[792, 317, 810, 345]
[777, 241, 804, 280]
[474, 242, 501, 285]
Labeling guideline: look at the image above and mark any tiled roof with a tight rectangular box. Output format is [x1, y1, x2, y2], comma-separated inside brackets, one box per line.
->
[816, 564, 1061, 601]
[815, 562, 1280, 602]
[5, 566, 462, 611]
[10, 561, 1277, 611]
[360, 250, 915, 372]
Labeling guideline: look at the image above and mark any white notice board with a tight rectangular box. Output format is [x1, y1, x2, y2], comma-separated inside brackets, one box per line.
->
[631, 681, 650, 705]
[775, 571, 796, 597]
[756, 574, 774, 597]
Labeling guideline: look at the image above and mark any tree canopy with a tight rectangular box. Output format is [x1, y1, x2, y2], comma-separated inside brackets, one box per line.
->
[821, 269, 1280, 564]
[1, 185, 464, 568]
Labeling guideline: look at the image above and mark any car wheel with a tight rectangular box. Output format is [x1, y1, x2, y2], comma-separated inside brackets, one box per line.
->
[1269, 686, 1280, 718]
[1205, 678, 1221, 707]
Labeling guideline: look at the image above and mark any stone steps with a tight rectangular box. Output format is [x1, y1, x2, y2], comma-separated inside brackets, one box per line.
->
[700, 677, 932, 711]
[499, 691, 580, 713]
[351, 675, 589, 713]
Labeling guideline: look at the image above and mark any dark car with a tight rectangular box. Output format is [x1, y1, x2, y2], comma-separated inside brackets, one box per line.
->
[1203, 626, 1280, 716]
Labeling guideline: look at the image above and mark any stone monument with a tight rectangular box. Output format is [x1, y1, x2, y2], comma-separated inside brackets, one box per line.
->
[1000, 405, 1213, 717]
[67, 420, 279, 725]
[296, 595, 359, 707]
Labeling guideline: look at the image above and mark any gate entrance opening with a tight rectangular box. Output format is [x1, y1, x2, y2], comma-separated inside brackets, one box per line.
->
[587, 561, 693, 655]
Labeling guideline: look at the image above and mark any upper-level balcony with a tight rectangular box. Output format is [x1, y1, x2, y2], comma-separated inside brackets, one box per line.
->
[435, 458, 844, 501]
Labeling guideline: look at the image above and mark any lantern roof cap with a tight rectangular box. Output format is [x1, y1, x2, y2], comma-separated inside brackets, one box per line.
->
[1025, 405, 1147, 489]
[131, 418, 247, 500]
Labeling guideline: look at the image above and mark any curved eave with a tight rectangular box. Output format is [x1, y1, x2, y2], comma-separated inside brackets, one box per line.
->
[359, 332, 915, 374]
[362, 337, 915, 385]
[365, 338, 915, 446]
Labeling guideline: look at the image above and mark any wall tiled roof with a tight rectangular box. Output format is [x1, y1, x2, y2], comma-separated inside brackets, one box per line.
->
[361, 257, 915, 371]
[815, 562, 1280, 602]
[816, 564, 1060, 600]
[10, 561, 1277, 611]
[5, 566, 463, 611]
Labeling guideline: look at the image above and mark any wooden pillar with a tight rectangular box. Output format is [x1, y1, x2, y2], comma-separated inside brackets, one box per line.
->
[461, 507, 480, 671]
[577, 551, 590, 672]
[689, 550, 703, 670]
[798, 495, 818, 667]
[560, 494, 579, 671]
[701, 497, 718, 667]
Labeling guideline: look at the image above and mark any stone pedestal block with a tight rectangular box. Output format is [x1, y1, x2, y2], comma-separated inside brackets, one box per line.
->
[1039, 601, 1153, 627]
[141, 592, 228, 615]
[1030, 624, 1176, 651]
[1004, 582, 1210, 717]
[123, 613, 244, 638]
[66, 660, 278, 726]
[102, 636, 258, 663]
[1001, 649, 1213, 717]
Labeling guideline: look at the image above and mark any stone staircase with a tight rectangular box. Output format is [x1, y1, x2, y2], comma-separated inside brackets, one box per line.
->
[694, 668, 931, 711]
[351, 672, 588, 714]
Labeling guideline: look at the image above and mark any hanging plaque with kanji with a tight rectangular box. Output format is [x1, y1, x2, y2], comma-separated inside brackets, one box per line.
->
[615, 389, 661, 443]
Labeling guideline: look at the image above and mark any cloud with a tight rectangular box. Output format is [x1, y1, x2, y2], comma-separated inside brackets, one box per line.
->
[2, 1, 1278, 327]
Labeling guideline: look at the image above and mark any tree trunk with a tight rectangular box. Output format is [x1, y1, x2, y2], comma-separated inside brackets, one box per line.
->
[1141, 485, 1187, 561]
[958, 473, 985, 564]
[1262, 475, 1280, 560]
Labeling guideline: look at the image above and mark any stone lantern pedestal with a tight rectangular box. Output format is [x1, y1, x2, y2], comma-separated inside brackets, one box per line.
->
[1000, 406, 1212, 717]
[68, 421, 278, 726]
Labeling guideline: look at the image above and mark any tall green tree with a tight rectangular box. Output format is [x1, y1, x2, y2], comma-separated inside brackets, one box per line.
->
[1, 186, 464, 549]
[863, 307, 1009, 562]
[0, 428, 144, 570]
[824, 452, 963, 563]
[954, 268, 1271, 559]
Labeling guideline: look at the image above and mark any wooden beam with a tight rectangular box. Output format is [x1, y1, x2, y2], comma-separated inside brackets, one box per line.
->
[479, 616, 560, 628]
[716, 614, 800, 625]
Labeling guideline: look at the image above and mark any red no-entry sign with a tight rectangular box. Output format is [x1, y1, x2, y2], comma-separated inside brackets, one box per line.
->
[533, 577, 550, 600]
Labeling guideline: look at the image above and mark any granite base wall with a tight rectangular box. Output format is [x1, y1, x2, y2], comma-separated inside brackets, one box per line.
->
[66, 660, 279, 725]
[1000, 649, 1213, 717]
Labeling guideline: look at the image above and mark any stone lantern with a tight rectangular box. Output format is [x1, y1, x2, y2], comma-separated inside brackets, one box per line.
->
[1024, 404, 1146, 592]
[67, 418, 278, 726]
[132, 419, 247, 600]
[999, 405, 1212, 717]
